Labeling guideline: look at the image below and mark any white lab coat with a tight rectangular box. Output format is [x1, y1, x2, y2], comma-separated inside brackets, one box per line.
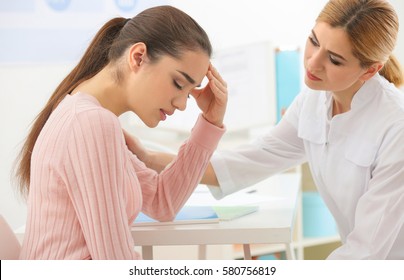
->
[209, 73, 404, 259]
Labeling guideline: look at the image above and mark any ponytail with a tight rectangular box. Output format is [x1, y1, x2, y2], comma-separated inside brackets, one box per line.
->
[379, 55, 404, 87]
[14, 17, 127, 196]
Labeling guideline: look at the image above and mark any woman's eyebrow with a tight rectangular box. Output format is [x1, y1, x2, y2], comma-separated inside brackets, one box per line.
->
[177, 70, 201, 87]
[328, 50, 347, 62]
[312, 29, 347, 62]
[311, 29, 319, 42]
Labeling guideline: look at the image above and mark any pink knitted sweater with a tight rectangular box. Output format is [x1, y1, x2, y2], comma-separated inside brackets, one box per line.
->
[20, 93, 224, 259]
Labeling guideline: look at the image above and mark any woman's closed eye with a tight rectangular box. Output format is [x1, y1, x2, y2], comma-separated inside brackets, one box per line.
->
[174, 80, 192, 98]
[309, 36, 319, 47]
[173, 80, 184, 90]
[329, 55, 342, 66]
[309, 36, 343, 66]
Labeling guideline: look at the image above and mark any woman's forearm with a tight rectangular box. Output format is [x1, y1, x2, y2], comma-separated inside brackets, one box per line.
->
[123, 128, 220, 186]
[146, 151, 219, 186]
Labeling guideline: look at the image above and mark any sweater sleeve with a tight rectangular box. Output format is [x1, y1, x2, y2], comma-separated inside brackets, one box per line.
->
[65, 108, 139, 260]
[129, 114, 225, 221]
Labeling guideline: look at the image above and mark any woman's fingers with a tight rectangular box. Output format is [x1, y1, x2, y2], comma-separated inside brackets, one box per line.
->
[209, 64, 227, 88]
[207, 65, 228, 99]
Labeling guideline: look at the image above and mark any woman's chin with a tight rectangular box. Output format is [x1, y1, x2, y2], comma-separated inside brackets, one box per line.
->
[305, 78, 324, 91]
[143, 119, 159, 128]
[144, 123, 158, 128]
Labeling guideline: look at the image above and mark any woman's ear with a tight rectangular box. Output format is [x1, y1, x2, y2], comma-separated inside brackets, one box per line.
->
[360, 62, 383, 82]
[128, 42, 147, 72]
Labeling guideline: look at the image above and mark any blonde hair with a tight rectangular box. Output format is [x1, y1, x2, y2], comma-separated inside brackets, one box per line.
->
[317, 0, 403, 87]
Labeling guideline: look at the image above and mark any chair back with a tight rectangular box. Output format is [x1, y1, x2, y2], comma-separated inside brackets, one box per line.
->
[0, 215, 21, 260]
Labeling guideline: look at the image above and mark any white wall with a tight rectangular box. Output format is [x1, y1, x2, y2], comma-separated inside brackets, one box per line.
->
[171, 0, 404, 68]
[1, 0, 404, 230]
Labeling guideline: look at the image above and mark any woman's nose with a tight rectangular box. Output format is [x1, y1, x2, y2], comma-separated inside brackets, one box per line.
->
[307, 50, 324, 72]
[172, 94, 188, 111]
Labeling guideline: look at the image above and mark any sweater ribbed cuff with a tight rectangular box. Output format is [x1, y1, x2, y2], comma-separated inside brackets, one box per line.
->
[189, 114, 226, 151]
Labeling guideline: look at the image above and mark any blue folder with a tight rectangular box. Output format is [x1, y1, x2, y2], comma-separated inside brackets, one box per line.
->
[133, 206, 219, 226]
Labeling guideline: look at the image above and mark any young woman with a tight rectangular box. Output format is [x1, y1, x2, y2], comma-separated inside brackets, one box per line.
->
[134, 0, 404, 259]
[14, 6, 228, 259]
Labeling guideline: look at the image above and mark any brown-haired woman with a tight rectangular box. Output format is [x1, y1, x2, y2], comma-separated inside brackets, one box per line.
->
[15, 5, 227, 259]
[135, 0, 404, 259]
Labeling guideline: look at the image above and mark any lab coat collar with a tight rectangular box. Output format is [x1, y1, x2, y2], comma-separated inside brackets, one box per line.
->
[350, 73, 382, 111]
[324, 73, 381, 113]
[297, 73, 382, 145]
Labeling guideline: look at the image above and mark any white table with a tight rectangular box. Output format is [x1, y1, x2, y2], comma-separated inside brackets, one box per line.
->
[131, 172, 301, 260]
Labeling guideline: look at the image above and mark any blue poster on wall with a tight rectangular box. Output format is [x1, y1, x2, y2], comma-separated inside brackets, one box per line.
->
[275, 49, 302, 122]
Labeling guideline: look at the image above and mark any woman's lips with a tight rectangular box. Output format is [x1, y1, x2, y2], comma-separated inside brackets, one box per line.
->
[160, 109, 167, 121]
[160, 109, 174, 121]
[307, 70, 322, 81]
